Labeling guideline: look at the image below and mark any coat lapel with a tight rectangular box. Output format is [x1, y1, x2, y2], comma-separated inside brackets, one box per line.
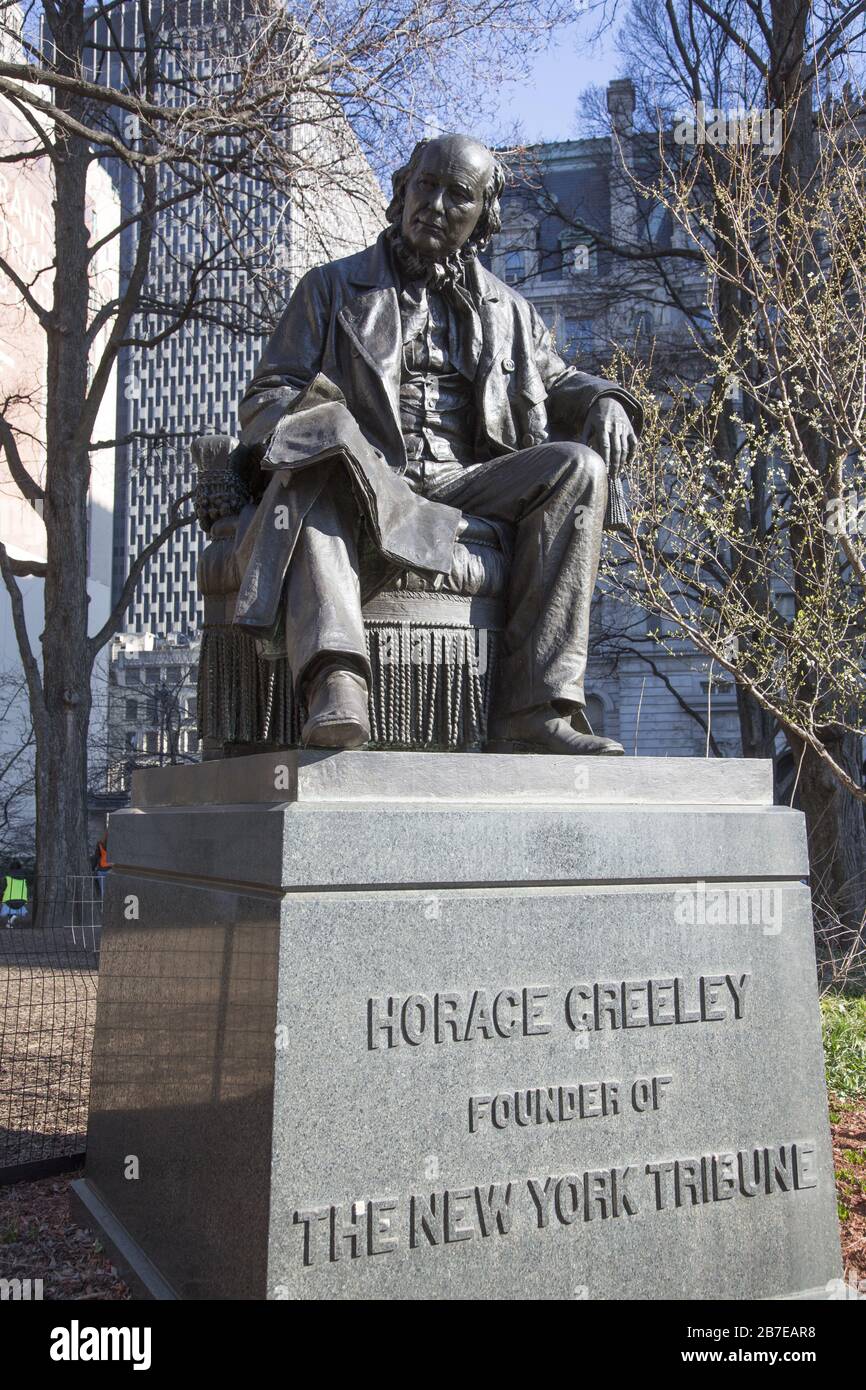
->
[338, 235, 402, 438]
[467, 258, 508, 381]
[465, 259, 517, 448]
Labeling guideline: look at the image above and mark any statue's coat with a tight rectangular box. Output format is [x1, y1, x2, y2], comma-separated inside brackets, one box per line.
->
[229, 231, 641, 635]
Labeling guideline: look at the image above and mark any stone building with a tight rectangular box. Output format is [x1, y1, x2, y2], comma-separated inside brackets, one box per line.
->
[487, 80, 743, 759]
[102, 633, 201, 795]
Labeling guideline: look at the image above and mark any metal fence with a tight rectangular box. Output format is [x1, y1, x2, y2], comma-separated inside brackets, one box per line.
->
[0, 876, 102, 1183]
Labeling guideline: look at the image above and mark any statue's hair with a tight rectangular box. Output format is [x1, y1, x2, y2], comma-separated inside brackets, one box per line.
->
[386, 137, 506, 256]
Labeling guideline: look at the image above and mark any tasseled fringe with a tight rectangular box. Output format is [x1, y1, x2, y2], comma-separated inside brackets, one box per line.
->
[198, 625, 302, 747]
[199, 621, 499, 752]
[604, 475, 629, 532]
[365, 622, 499, 751]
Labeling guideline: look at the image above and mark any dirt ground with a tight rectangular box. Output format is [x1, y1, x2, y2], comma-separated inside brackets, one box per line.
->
[1, 1106, 864, 1301]
[0, 929, 98, 1170]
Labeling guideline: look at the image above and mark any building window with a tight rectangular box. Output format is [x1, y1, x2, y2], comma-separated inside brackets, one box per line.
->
[145, 667, 160, 685]
[503, 250, 525, 285]
[586, 695, 605, 735]
[646, 202, 667, 242]
[683, 301, 714, 332]
[144, 731, 159, 753]
[125, 699, 138, 721]
[564, 316, 594, 355]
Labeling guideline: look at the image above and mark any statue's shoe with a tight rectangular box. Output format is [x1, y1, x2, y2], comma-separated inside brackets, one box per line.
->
[301, 669, 370, 750]
[487, 705, 625, 755]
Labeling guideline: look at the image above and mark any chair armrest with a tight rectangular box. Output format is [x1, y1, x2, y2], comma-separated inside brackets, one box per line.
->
[191, 434, 249, 532]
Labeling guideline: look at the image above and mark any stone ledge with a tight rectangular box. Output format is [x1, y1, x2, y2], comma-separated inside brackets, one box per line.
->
[132, 749, 773, 809]
[107, 800, 807, 890]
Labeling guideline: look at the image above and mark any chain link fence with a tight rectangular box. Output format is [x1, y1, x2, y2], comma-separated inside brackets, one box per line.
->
[0, 876, 102, 1182]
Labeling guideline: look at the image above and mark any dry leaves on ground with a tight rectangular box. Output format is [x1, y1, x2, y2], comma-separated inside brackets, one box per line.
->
[0, 1168, 130, 1300]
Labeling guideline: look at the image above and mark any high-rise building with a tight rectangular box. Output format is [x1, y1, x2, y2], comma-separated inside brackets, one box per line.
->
[83, 1, 385, 638]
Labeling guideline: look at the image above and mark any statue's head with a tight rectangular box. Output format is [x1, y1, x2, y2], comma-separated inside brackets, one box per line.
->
[387, 134, 505, 263]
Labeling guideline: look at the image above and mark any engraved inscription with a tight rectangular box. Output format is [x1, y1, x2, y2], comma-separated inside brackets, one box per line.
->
[468, 1075, 673, 1132]
[290, 1140, 818, 1268]
[367, 974, 751, 1049]
[368, 986, 551, 1049]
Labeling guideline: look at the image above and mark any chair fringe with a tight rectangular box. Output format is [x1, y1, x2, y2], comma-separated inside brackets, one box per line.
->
[198, 626, 302, 748]
[199, 621, 498, 752]
[365, 622, 498, 751]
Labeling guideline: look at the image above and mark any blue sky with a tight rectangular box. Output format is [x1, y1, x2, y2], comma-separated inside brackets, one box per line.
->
[482, 21, 621, 145]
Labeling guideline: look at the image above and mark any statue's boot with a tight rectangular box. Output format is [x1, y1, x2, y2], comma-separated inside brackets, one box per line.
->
[302, 668, 370, 749]
[487, 704, 624, 755]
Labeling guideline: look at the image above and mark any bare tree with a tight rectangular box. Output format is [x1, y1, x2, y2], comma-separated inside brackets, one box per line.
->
[495, 1, 866, 934]
[0, 0, 579, 924]
[573, 1, 866, 936]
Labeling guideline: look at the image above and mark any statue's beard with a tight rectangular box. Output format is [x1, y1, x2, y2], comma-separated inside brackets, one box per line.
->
[388, 226, 473, 291]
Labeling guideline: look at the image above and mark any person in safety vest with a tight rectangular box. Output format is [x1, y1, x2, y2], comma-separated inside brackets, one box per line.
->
[1, 860, 29, 926]
[92, 837, 112, 898]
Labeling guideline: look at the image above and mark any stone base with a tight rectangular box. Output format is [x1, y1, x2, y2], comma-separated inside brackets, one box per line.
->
[78, 752, 842, 1299]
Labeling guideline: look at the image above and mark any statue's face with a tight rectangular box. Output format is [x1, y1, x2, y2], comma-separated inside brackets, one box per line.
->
[401, 138, 492, 261]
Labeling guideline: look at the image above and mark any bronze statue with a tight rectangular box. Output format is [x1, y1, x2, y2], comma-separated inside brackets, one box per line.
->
[227, 134, 641, 754]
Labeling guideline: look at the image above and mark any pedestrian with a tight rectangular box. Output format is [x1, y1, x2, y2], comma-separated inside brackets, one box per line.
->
[1, 860, 30, 926]
[92, 838, 112, 899]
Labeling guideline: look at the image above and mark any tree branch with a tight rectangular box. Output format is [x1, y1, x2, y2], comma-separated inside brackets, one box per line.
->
[0, 416, 45, 502]
[0, 541, 45, 724]
[87, 495, 195, 658]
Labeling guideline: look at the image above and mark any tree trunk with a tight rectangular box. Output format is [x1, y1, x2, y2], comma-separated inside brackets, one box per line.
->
[735, 685, 777, 761]
[789, 729, 866, 943]
[34, 23, 94, 929]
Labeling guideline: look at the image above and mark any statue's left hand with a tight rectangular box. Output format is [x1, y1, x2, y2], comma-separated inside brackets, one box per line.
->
[581, 397, 638, 475]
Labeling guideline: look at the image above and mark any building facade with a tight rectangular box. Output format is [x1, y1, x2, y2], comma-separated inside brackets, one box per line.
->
[83, 1, 386, 642]
[102, 632, 201, 794]
[487, 81, 743, 759]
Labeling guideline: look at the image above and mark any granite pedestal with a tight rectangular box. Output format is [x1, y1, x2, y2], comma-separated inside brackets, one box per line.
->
[73, 752, 842, 1299]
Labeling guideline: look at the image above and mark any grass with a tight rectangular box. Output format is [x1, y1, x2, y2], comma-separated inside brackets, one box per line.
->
[822, 992, 866, 1104]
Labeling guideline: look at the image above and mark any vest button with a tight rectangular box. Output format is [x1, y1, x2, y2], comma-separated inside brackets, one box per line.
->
[502, 357, 515, 372]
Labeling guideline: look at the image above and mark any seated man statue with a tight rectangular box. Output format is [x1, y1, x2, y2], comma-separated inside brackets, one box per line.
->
[229, 133, 641, 755]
